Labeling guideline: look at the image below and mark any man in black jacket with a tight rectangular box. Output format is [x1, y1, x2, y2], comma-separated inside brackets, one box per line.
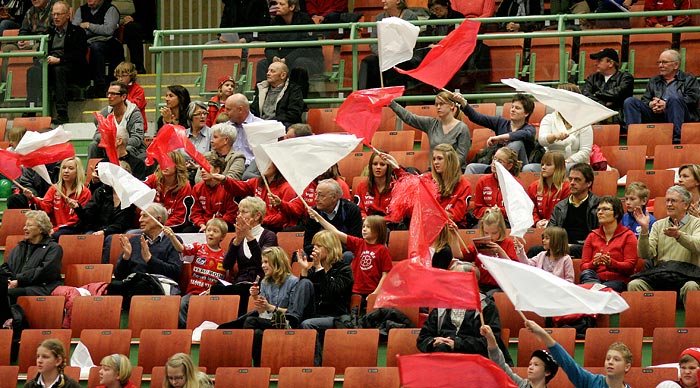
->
[623, 48, 700, 143]
[26, 0, 87, 124]
[581, 48, 634, 126]
[251, 61, 305, 128]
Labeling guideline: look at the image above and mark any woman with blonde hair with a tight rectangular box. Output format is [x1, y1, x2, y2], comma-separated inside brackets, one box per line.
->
[678, 164, 700, 217]
[144, 151, 193, 232]
[24, 156, 91, 238]
[389, 91, 471, 170]
[96, 354, 136, 388]
[429, 143, 472, 227]
[163, 353, 212, 388]
[529, 151, 570, 228]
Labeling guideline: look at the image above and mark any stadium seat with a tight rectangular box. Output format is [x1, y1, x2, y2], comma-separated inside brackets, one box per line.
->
[79, 329, 132, 365]
[402, 105, 436, 139]
[71, 295, 122, 338]
[0, 331, 11, 365]
[343, 367, 400, 388]
[583, 328, 643, 367]
[651, 196, 668, 219]
[11, 116, 52, 131]
[201, 48, 242, 92]
[322, 329, 380, 372]
[276, 231, 304, 258]
[651, 327, 700, 365]
[138, 329, 192, 373]
[572, 258, 581, 283]
[85, 158, 101, 181]
[591, 170, 619, 197]
[578, 35, 623, 80]
[591, 124, 621, 147]
[199, 329, 254, 371]
[338, 152, 371, 185]
[599, 145, 646, 177]
[18, 329, 71, 373]
[518, 171, 541, 189]
[214, 367, 271, 388]
[680, 31, 700, 76]
[653, 144, 700, 170]
[627, 123, 673, 159]
[6, 56, 34, 99]
[0, 209, 29, 247]
[339, 44, 373, 89]
[628, 34, 673, 79]
[492, 293, 545, 337]
[366, 293, 419, 327]
[88, 366, 142, 388]
[64, 264, 113, 287]
[467, 128, 495, 163]
[385, 328, 421, 367]
[378, 107, 398, 132]
[461, 103, 497, 135]
[245, 48, 267, 91]
[261, 329, 316, 374]
[523, 228, 544, 253]
[483, 38, 524, 84]
[621, 367, 680, 388]
[387, 230, 409, 261]
[109, 234, 137, 265]
[517, 328, 576, 367]
[16, 296, 64, 329]
[681, 122, 700, 144]
[151, 365, 205, 388]
[186, 295, 240, 329]
[0, 118, 7, 141]
[371, 131, 414, 152]
[0, 366, 19, 388]
[527, 36, 573, 83]
[128, 295, 181, 337]
[307, 108, 343, 134]
[686, 291, 700, 327]
[278, 367, 335, 388]
[4, 235, 22, 255]
[619, 291, 677, 337]
[625, 170, 675, 200]
[58, 234, 104, 273]
[391, 150, 430, 172]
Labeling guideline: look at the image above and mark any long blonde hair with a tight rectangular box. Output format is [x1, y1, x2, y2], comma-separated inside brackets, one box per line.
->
[262, 246, 293, 286]
[56, 156, 86, 198]
[538, 151, 566, 197]
[155, 151, 189, 192]
[432, 143, 462, 197]
[311, 230, 343, 267]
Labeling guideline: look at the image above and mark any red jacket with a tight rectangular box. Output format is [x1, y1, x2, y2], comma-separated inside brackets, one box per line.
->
[462, 237, 518, 287]
[127, 82, 147, 132]
[581, 222, 639, 283]
[32, 185, 91, 231]
[223, 177, 305, 230]
[190, 181, 238, 229]
[473, 174, 522, 221]
[206, 95, 226, 127]
[144, 175, 194, 228]
[439, 175, 472, 227]
[306, 0, 347, 16]
[528, 180, 571, 223]
[645, 0, 690, 27]
[354, 178, 393, 218]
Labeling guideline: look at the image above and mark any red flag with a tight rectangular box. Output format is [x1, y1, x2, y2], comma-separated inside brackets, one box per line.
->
[374, 260, 481, 309]
[18, 143, 75, 168]
[335, 86, 405, 146]
[398, 353, 519, 388]
[94, 112, 119, 165]
[395, 20, 481, 89]
[408, 177, 450, 263]
[145, 124, 211, 172]
[0, 150, 21, 180]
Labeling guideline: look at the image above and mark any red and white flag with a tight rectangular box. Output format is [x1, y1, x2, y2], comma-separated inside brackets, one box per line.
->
[94, 112, 119, 165]
[398, 353, 519, 388]
[242, 120, 286, 175]
[14, 126, 75, 183]
[146, 124, 211, 172]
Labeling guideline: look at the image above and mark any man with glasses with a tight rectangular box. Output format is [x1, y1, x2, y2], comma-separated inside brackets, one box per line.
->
[88, 81, 146, 161]
[623, 49, 700, 143]
[25, 0, 87, 125]
[629, 185, 700, 307]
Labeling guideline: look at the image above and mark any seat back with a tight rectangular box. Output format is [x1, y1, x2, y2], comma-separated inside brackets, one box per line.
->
[58, 234, 104, 273]
[337, 152, 371, 188]
[390, 150, 430, 172]
[307, 108, 343, 134]
[619, 291, 677, 337]
[71, 296, 122, 338]
[201, 48, 242, 92]
[599, 145, 646, 177]
[137, 329, 192, 373]
[492, 293, 545, 336]
[11, 116, 52, 131]
[214, 367, 271, 388]
[0, 366, 19, 388]
[260, 329, 316, 374]
[528, 36, 573, 83]
[128, 295, 181, 337]
[17, 296, 65, 329]
[371, 131, 415, 152]
[653, 144, 700, 170]
[591, 124, 621, 147]
[322, 329, 379, 372]
[18, 329, 71, 373]
[652, 327, 700, 365]
[583, 328, 643, 367]
[628, 34, 673, 78]
[517, 328, 576, 367]
[64, 264, 113, 287]
[385, 328, 421, 367]
[343, 367, 400, 388]
[625, 170, 676, 199]
[199, 329, 254, 371]
[277, 367, 336, 388]
[79, 329, 132, 365]
[482, 38, 524, 83]
[627, 123, 673, 159]
[591, 170, 619, 197]
[186, 295, 240, 329]
[0, 209, 29, 246]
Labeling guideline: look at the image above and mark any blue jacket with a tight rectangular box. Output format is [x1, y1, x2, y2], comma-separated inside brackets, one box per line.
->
[549, 342, 631, 388]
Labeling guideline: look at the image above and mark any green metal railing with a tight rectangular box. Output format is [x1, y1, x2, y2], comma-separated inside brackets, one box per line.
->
[0, 34, 50, 115]
[149, 8, 700, 107]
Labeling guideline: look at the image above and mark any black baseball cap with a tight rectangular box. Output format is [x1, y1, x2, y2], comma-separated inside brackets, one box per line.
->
[531, 349, 559, 383]
[590, 48, 619, 64]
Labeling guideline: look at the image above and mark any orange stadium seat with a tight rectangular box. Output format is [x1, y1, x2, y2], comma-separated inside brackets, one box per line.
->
[343, 367, 400, 388]
[467, 128, 495, 163]
[492, 293, 545, 336]
[261, 329, 316, 374]
[214, 367, 271, 388]
[366, 294, 418, 327]
[591, 124, 620, 147]
[599, 145, 646, 177]
[527, 35, 573, 83]
[128, 295, 180, 337]
[337, 152, 371, 185]
[186, 295, 240, 329]
[680, 31, 700, 75]
[483, 38, 524, 84]
[651, 327, 700, 365]
[681, 122, 700, 144]
[591, 170, 619, 197]
[18, 329, 71, 373]
[0, 331, 11, 365]
[653, 144, 700, 170]
[583, 328, 643, 367]
[307, 108, 343, 134]
[461, 103, 497, 135]
[627, 123, 673, 159]
[64, 263, 113, 287]
[6, 56, 33, 99]
[517, 328, 576, 367]
[199, 329, 254, 371]
[71, 295, 122, 338]
[385, 328, 421, 367]
[322, 329, 380, 372]
[685, 291, 700, 327]
[625, 170, 675, 199]
[628, 34, 673, 79]
[391, 150, 430, 172]
[58, 234, 104, 273]
[138, 329, 192, 373]
[201, 48, 242, 92]
[0, 209, 29, 247]
[278, 367, 335, 388]
[371, 131, 414, 152]
[17, 296, 64, 329]
[0, 366, 19, 388]
[79, 329, 132, 365]
[402, 105, 436, 139]
[11, 116, 51, 131]
[619, 291, 677, 337]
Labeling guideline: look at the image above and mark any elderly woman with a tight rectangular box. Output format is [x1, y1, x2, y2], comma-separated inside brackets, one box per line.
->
[389, 92, 471, 170]
[211, 196, 278, 316]
[523, 84, 593, 172]
[580, 196, 639, 292]
[157, 85, 191, 131]
[0, 210, 62, 304]
[199, 122, 246, 181]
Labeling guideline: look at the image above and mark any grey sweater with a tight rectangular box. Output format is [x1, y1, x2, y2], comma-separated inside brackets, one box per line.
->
[488, 346, 535, 388]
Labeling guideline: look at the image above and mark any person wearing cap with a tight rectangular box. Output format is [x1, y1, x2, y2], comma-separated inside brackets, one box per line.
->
[655, 348, 700, 388]
[526, 319, 633, 388]
[251, 61, 305, 128]
[481, 324, 558, 388]
[207, 75, 236, 127]
[623, 48, 700, 144]
[581, 48, 634, 125]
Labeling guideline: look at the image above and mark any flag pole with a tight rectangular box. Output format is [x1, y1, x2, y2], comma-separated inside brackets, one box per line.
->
[143, 208, 165, 229]
[517, 310, 528, 323]
[12, 180, 27, 193]
[260, 173, 272, 195]
[370, 145, 399, 169]
[451, 229, 471, 254]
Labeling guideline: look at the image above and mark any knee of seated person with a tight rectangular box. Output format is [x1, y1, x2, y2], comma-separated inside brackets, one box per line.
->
[663, 95, 683, 105]
[627, 278, 646, 291]
[623, 96, 637, 106]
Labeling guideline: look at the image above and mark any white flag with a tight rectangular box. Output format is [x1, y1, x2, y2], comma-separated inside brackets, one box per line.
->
[242, 120, 286, 175]
[377, 17, 420, 72]
[501, 78, 617, 132]
[479, 254, 629, 316]
[261, 134, 362, 196]
[494, 161, 534, 238]
[97, 162, 156, 210]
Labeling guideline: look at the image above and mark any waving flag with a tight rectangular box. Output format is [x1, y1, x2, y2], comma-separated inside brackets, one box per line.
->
[94, 112, 119, 165]
[146, 124, 211, 172]
[398, 353, 519, 388]
[479, 254, 629, 316]
[407, 177, 450, 263]
[0, 150, 21, 180]
[14, 126, 75, 183]
[242, 120, 285, 175]
[377, 17, 420, 72]
[494, 160, 534, 238]
[97, 162, 156, 210]
[501, 78, 617, 132]
[396, 20, 480, 89]
[335, 86, 405, 146]
[261, 133, 362, 196]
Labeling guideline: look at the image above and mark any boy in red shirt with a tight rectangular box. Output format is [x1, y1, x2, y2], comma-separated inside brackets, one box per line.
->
[190, 157, 238, 232]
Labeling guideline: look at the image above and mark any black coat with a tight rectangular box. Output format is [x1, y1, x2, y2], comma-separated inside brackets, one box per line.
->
[303, 261, 353, 318]
[74, 185, 136, 236]
[581, 70, 635, 112]
[1, 236, 62, 296]
[48, 22, 88, 76]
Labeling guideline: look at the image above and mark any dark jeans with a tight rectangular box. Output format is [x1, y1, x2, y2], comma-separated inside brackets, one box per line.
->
[623, 94, 690, 142]
[579, 269, 628, 293]
[26, 62, 72, 115]
[122, 21, 146, 72]
[88, 38, 125, 89]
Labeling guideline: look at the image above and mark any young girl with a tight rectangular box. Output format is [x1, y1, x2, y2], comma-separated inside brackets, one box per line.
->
[163, 353, 212, 388]
[529, 151, 570, 228]
[354, 151, 395, 218]
[462, 208, 518, 295]
[145, 151, 194, 232]
[472, 147, 522, 226]
[24, 156, 92, 238]
[515, 226, 574, 283]
[96, 353, 137, 388]
[114, 61, 147, 132]
[206, 76, 235, 127]
[429, 143, 472, 227]
[308, 209, 392, 302]
[167, 218, 228, 328]
[25, 339, 81, 388]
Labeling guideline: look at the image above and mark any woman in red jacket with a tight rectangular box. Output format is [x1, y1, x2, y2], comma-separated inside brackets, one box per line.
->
[144, 151, 194, 232]
[528, 151, 570, 228]
[580, 196, 639, 292]
[429, 143, 472, 227]
[472, 147, 522, 227]
[354, 151, 395, 219]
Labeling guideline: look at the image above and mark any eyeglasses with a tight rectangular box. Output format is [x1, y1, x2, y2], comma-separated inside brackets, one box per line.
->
[194, 111, 208, 117]
[597, 207, 613, 212]
[106, 91, 124, 96]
